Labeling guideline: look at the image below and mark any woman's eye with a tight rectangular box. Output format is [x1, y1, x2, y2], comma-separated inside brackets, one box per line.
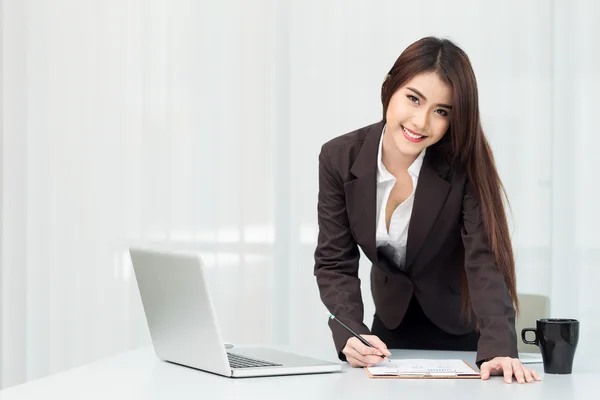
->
[407, 95, 419, 104]
[435, 109, 449, 117]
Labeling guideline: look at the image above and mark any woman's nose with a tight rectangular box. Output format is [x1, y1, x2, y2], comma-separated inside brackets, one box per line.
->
[411, 111, 428, 132]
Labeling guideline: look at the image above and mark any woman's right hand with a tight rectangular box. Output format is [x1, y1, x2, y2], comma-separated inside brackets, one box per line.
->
[342, 335, 392, 367]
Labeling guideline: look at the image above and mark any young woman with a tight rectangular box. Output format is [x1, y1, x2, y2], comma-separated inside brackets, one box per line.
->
[314, 37, 540, 384]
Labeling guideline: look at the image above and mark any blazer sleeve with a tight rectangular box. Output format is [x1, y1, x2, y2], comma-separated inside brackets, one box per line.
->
[314, 144, 370, 360]
[461, 180, 518, 366]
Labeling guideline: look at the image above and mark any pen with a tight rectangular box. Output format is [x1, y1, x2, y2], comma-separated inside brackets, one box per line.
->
[328, 313, 390, 362]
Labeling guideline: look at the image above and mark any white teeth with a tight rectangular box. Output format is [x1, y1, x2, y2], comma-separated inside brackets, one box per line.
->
[403, 127, 424, 139]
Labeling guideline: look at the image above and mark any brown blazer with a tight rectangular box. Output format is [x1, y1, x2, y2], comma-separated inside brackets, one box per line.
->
[314, 121, 517, 366]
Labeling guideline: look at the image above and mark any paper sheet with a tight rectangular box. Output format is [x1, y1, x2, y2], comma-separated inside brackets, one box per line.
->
[366, 359, 479, 376]
[519, 352, 544, 364]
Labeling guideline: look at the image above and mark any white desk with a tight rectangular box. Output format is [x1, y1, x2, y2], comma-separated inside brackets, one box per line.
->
[0, 346, 592, 399]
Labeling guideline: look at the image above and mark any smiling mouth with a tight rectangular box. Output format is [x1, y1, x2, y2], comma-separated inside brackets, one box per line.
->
[401, 125, 427, 142]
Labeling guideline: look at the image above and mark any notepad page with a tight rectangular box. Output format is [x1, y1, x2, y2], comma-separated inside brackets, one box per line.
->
[367, 359, 479, 376]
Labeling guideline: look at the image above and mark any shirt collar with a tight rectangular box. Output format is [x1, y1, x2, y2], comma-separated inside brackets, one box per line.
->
[377, 124, 426, 183]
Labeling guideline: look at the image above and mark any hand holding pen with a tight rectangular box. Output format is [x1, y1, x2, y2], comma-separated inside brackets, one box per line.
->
[329, 313, 392, 367]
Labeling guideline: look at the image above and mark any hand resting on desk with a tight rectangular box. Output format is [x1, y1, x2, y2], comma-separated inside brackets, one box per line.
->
[480, 357, 542, 384]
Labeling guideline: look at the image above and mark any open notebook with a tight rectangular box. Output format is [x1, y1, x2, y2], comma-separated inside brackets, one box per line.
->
[366, 359, 480, 379]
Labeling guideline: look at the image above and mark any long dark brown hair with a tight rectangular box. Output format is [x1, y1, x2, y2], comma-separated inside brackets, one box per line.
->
[381, 36, 518, 318]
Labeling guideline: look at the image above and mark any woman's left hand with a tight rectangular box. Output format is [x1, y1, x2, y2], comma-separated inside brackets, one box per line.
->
[480, 357, 542, 384]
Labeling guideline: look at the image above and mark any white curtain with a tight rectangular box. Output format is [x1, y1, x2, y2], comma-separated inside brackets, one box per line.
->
[1, 0, 598, 389]
[0, 0, 290, 387]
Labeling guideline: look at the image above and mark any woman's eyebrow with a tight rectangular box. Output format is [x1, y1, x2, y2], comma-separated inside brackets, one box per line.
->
[406, 87, 453, 109]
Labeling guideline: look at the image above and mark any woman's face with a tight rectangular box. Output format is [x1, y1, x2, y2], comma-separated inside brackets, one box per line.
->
[385, 71, 453, 159]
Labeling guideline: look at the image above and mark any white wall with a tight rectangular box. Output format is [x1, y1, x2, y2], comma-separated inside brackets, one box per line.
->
[1, 0, 599, 389]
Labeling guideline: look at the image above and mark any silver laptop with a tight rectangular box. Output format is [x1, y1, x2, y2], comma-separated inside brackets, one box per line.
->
[129, 247, 341, 378]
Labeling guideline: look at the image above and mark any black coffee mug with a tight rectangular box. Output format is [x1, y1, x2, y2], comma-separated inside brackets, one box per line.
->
[521, 318, 579, 374]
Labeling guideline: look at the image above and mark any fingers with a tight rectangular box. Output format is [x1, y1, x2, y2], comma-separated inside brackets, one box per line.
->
[501, 358, 514, 383]
[518, 364, 541, 382]
[481, 357, 541, 384]
[343, 346, 385, 367]
[530, 367, 542, 381]
[511, 359, 526, 384]
[479, 362, 490, 380]
[522, 365, 534, 383]
[345, 354, 368, 368]
[343, 336, 390, 367]
[508, 359, 544, 384]
[364, 335, 392, 357]
[479, 360, 501, 380]
[348, 337, 385, 357]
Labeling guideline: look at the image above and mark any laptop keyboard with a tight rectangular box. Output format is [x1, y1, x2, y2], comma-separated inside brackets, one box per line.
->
[227, 352, 282, 369]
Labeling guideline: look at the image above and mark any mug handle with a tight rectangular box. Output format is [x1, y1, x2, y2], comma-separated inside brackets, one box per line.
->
[521, 328, 538, 345]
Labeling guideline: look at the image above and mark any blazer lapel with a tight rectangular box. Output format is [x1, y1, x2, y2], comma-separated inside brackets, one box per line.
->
[405, 149, 451, 270]
[343, 121, 383, 263]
